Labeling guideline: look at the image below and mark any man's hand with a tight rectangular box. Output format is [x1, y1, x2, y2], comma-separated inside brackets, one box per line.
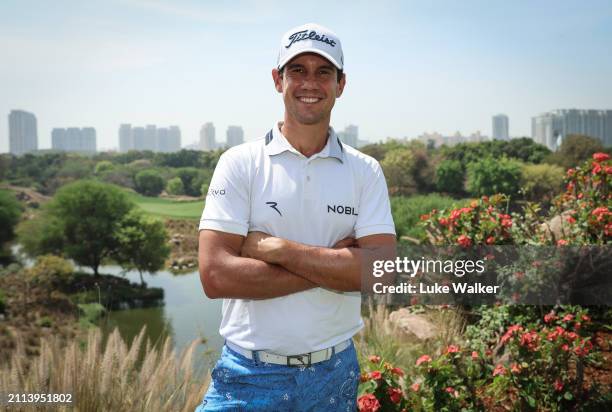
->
[241, 231, 286, 264]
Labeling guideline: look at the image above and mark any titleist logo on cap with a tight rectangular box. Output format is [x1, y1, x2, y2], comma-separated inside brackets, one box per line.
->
[285, 30, 337, 49]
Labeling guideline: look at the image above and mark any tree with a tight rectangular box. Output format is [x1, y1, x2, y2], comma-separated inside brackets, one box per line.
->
[435, 159, 464, 194]
[547, 134, 607, 169]
[114, 210, 170, 286]
[466, 156, 523, 197]
[166, 177, 185, 195]
[0, 190, 22, 245]
[176, 167, 201, 196]
[520, 163, 564, 203]
[381, 147, 415, 195]
[94, 160, 114, 175]
[134, 169, 165, 196]
[0, 190, 22, 261]
[22, 180, 134, 276]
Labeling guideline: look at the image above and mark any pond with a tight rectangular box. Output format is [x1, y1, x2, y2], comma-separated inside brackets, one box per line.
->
[93, 265, 223, 373]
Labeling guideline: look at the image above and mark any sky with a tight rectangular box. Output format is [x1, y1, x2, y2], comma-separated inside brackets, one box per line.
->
[1, 0, 611, 152]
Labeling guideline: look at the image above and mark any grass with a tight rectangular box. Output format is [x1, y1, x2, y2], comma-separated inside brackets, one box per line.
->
[126, 192, 204, 220]
[0, 326, 209, 412]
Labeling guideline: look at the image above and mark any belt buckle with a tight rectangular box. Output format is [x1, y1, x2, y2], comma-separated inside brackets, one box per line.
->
[286, 353, 311, 367]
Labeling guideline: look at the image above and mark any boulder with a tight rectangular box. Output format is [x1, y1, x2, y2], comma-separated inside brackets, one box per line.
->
[388, 308, 439, 340]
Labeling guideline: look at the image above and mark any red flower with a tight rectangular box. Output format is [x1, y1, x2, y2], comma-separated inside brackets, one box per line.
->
[415, 354, 432, 366]
[411, 382, 420, 392]
[574, 339, 593, 357]
[471, 351, 479, 360]
[574, 322, 581, 331]
[581, 314, 591, 322]
[368, 355, 381, 363]
[554, 379, 564, 392]
[387, 387, 403, 404]
[561, 344, 570, 352]
[562, 314, 574, 322]
[593, 152, 610, 162]
[566, 215, 576, 224]
[544, 312, 556, 324]
[510, 363, 521, 374]
[492, 364, 506, 377]
[369, 371, 382, 380]
[567, 168, 575, 177]
[457, 235, 472, 247]
[592, 162, 602, 174]
[520, 331, 540, 351]
[486, 236, 495, 245]
[501, 218, 512, 228]
[606, 166, 612, 174]
[445, 345, 460, 354]
[557, 239, 568, 246]
[566, 332, 578, 341]
[438, 217, 450, 226]
[391, 367, 404, 377]
[515, 271, 525, 280]
[420, 214, 430, 221]
[592, 207, 609, 217]
[501, 324, 523, 345]
[357, 394, 381, 412]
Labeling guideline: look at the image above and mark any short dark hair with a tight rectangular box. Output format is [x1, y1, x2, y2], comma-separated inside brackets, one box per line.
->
[279, 67, 344, 83]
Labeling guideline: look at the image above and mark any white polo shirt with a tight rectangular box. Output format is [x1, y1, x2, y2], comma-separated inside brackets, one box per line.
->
[199, 123, 395, 355]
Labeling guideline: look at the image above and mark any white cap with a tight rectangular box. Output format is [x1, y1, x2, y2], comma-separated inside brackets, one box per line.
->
[277, 23, 344, 71]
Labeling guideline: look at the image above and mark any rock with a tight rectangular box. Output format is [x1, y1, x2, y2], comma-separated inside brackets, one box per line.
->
[540, 212, 572, 240]
[388, 308, 439, 340]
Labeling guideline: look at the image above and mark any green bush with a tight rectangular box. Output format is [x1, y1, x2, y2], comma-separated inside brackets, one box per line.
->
[435, 159, 464, 194]
[134, 169, 165, 196]
[166, 177, 185, 196]
[94, 160, 114, 175]
[520, 163, 564, 202]
[466, 156, 523, 197]
[176, 167, 201, 196]
[381, 148, 415, 195]
[391, 194, 463, 240]
[28, 255, 74, 288]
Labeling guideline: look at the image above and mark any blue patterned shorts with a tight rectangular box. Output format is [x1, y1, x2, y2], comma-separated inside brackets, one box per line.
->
[195, 341, 360, 411]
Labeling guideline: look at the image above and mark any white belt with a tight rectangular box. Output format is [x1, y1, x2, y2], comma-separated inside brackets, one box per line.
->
[225, 340, 351, 367]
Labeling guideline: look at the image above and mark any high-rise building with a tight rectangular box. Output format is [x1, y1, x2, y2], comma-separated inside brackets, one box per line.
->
[132, 127, 146, 151]
[167, 126, 181, 152]
[118, 124, 181, 152]
[492, 114, 509, 140]
[532, 109, 612, 150]
[51, 127, 96, 153]
[338, 124, 358, 147]
[226, 126, 244, 147]
[119, 124, 133, 152]
[200, 122, 216, 151]
[8, 110, 38, 155]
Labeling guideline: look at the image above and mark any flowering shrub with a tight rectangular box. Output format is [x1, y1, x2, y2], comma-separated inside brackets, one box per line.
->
[358, 356, 408, 411]
[548, 152, 611, 245]
[420, 194, 515, 247]
[359, 307, 605, 411]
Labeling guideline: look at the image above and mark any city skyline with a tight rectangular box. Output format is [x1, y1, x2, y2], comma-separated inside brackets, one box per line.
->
[1, 1, 612, 152]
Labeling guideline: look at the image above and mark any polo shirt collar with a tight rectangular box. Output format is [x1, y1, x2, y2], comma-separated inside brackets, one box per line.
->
[264, 122, 344, 163]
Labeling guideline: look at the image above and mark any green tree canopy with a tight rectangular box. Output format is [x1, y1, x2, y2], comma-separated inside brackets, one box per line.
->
[20, 180, 134, 276]
[134, 169, 165, 196]
[520, 163, 565, 203]
[114, 210, 170, 286]
[466, 156, 523, 197]
[435, 159, 464, 194]
[381, 147, 415, 195]
[166, 177, 185, 195]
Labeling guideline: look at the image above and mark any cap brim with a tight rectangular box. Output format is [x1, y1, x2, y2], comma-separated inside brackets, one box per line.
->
[278, 47, 342, 71]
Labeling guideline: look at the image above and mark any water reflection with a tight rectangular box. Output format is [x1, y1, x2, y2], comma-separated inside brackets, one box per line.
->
[93, 265, 223, 372]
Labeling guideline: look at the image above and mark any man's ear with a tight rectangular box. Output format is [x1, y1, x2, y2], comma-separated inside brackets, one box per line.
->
[272, 68, 283, 93]
[336, 73, 346, 98]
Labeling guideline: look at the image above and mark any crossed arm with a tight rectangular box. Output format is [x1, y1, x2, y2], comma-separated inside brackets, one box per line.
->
[198, 229, 396, 299]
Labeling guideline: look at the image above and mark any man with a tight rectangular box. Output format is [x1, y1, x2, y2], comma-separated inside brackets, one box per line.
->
[196, 23, 396, 411]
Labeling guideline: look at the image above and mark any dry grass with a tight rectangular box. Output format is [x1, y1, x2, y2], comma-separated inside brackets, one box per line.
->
[0, 326, 210, 412]
[355, 302, 466, 380]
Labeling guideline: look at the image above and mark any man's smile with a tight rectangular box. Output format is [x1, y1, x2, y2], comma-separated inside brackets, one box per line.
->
[297, 96, 323, 104]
